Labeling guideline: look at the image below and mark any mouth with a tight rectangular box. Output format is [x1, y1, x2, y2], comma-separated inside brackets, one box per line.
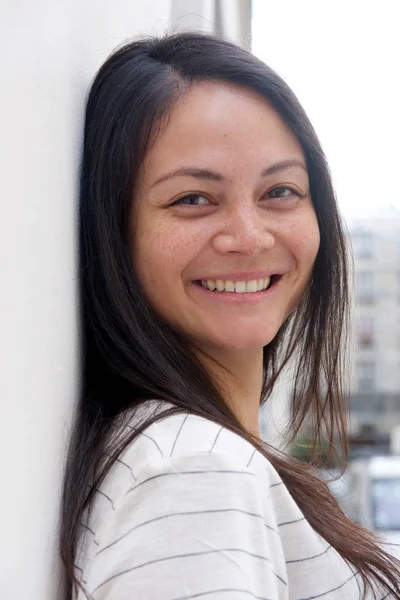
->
[193, 274, 282, 294]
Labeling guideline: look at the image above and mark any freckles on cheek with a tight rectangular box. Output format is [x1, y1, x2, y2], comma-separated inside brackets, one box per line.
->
[146, 228, 187, 274]
[139, 215, 209, 282]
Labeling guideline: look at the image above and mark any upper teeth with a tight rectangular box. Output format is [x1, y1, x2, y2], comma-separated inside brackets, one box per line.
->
[200, 278, 271, 293]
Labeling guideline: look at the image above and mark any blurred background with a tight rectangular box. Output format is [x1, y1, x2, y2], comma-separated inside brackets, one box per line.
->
[254, 0, 400, 558]
[1, 1, 399, 598]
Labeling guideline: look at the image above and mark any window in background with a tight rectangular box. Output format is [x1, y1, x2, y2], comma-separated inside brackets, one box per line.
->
[356, 271, 374, 304]
[357, 360, 375, 393]
[352, 230, 373, 260]
[358, 314, 374, 348]
[371, 479, 400, 530]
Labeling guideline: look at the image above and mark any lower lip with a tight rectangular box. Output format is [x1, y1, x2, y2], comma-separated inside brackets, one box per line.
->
[191, 278, 280, 305]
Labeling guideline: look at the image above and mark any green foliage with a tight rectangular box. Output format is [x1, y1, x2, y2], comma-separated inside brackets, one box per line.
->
[291, 435, 339, 468]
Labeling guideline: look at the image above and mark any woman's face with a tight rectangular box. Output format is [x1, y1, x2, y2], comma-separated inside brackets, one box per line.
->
[130, 81, 320, 354]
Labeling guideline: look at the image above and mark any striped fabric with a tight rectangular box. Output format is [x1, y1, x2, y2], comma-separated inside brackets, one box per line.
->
[74, 405, 389, 599]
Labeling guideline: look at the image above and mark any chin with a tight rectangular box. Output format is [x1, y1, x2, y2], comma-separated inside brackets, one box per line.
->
[203, 327, 280, 353]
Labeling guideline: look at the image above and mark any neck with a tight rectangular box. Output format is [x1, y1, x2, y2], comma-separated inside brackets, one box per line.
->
[196, 347, 264, 440]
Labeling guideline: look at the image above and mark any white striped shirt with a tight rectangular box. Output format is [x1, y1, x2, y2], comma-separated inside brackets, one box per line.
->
[75, 404, 389, 599]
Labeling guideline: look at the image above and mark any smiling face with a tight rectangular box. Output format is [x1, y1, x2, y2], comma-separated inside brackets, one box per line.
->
[130, 81, 320, 355]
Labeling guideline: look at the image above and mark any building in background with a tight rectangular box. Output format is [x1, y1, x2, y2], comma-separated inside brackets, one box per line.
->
[252, 0, 400, 461]
[348, 209, 400, 457]
[260, 210, 400, 459]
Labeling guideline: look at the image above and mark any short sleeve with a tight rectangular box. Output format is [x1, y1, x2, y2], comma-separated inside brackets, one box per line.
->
[80, 451, 288, 600]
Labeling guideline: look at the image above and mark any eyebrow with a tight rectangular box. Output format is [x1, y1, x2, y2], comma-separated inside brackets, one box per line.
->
[151, 159, 308, 188]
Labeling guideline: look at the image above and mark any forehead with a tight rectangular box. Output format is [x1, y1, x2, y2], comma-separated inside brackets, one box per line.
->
[141, 81, 305, 180]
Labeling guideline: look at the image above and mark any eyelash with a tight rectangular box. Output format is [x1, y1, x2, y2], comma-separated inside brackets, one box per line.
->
[171, 186, 301, 207]
[263, 186, 300, 200]
[172, 193, 210, 207]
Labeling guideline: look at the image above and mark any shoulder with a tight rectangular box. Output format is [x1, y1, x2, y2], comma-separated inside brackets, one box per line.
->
[77, 410, 293, 599]
[87, 406, 284, 520]
[119, 405, 282, 487]
[77, 407, 316, 597]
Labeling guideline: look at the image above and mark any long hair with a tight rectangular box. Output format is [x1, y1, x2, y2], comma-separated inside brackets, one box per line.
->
[61, 32, 400, 598]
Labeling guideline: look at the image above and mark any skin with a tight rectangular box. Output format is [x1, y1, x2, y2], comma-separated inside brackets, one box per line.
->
[130, 81, 320, 437]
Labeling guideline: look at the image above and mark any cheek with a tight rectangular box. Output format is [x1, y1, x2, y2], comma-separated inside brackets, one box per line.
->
[132, 218, 165, 288]
[303, 223, 320, 268]
[136, 235, 175, 288]
[134, 218, 200, 291]
[285, 211, 320, 279]
[309, 218, 321, 263]
[283, 215, 319, 316]
[297, 211, 320, 262]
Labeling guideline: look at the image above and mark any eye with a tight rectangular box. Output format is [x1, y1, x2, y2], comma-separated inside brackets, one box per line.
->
[261, 186, 302, 208]
[266, 186, 298, 199]
[172, 194, 210, 207]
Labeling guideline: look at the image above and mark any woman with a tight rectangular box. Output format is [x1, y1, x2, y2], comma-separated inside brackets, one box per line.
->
[61, 32, 400, 599]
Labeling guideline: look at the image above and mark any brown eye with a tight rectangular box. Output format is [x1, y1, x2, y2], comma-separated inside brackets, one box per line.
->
[267, 187, 296, 198]
[172, 194, 210, 206]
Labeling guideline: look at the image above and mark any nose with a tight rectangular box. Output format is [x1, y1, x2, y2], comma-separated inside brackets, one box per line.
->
[212, 202, 275, 257]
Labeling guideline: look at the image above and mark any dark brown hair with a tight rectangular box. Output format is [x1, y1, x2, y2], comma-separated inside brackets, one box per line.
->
[61, 32, 400, 598]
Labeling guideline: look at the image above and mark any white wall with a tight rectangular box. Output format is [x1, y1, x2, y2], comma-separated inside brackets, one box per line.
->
[0, 3, 172, 598]
[0, 1, 250, 598]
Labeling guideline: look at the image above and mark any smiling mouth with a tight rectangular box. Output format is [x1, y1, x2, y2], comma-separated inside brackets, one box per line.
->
[194, 275, 281, 294]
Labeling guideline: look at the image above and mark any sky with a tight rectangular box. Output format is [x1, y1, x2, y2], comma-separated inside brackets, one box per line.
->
[252, 0, 400, 220]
